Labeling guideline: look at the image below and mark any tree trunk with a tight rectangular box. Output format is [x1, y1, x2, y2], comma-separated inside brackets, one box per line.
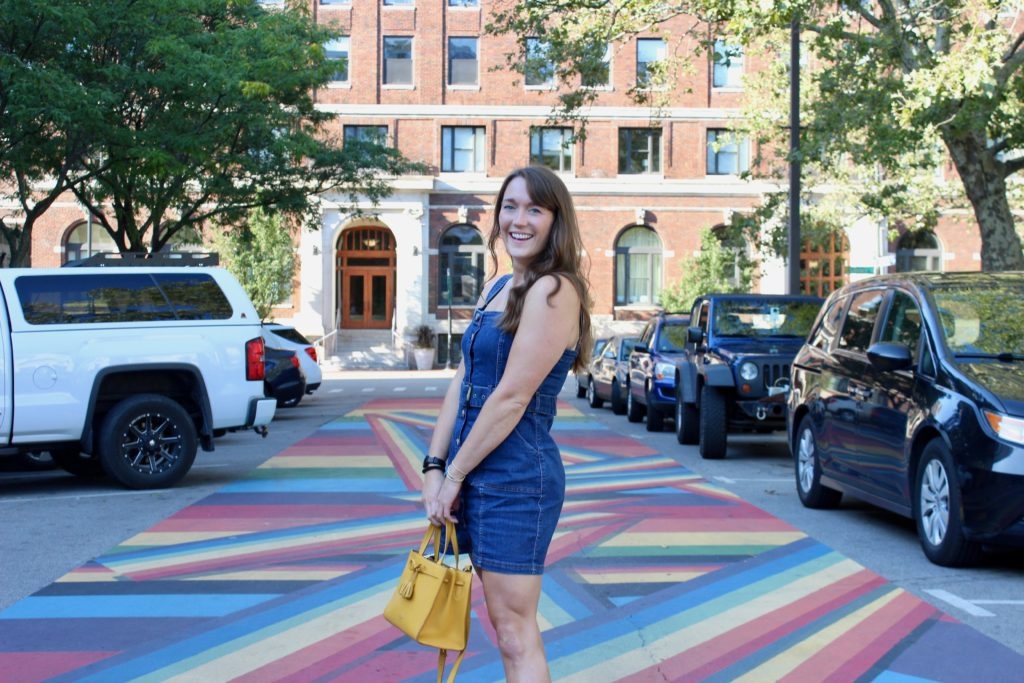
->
[944, 131, 1024, 271]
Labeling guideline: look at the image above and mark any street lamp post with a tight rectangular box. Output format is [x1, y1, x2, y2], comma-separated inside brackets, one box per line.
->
[788, 15, 802, 295]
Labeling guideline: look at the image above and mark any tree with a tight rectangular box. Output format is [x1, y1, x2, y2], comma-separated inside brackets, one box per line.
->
[212, 208, 295, 320]
[660, 227, 752, 312]
[487, 0, 1024, 271]
[0, 0, 421, 263]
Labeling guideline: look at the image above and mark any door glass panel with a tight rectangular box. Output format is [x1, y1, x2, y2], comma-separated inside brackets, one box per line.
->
[349, 275, 365, 321]
[371, 275, 387, 321]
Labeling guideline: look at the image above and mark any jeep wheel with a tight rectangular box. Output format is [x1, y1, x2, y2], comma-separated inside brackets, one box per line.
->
[645, 386, 664, 432]
[610, 382, 627, 415]
[675, 398, 699, 445]
[49, 447, 105, 478]
[794, 420, 842, 509]
[626, 385, 644, 423]
[587, 378, 604, 408]
[915, 439, 982, 567]
[698, 385, 727, 459]
[99, 394, 198, 490]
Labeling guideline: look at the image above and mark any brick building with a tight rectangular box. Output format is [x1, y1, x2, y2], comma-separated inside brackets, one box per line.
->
[16, 0, 988, 365]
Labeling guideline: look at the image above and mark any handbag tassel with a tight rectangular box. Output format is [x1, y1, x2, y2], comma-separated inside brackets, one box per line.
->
[398, 561, 422, 599]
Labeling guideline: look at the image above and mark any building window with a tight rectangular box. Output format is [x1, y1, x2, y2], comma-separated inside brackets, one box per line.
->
[448, 37, 478, 86]
[618, 128, 662, 174]
[383, 37, 413, 85]
[439, 224, 485, 307]
[615, 226, 663, 306]
[319, 0, 350, 5]
[64, 221, 119, 264]
[324, 37, 350, 83]
[636, 38, 665, 88]
[712, 39, 743, 88]
[800, 232, 849, 297]
[896, 230, 942, 272]
[525, 38, 555, 87]
[581, 43, 611, 88]
[441, 126, 485, 172]
[448, 0, 477, 5]
[530, 127, 574, 173]
[344, 125, 388, 145]
[706, 129, 749, 175]
[383, 0, 412, 5]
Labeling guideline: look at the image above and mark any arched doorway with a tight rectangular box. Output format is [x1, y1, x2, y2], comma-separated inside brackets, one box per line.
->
[336, 225, 396, 330]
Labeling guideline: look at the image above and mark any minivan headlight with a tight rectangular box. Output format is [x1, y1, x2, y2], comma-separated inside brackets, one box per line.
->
[984, 410, 1024, 445]
[739, 361, 759, 382]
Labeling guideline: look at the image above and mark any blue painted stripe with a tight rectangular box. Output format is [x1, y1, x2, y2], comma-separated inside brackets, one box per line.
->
[0, 594, 273, 619]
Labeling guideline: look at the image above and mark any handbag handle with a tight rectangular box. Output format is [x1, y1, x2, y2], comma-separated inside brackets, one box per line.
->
[417, 522, 461, 569]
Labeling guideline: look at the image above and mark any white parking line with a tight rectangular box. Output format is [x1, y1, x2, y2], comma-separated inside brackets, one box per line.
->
[361, 387, 374, 393]
[925, 589, 997, 617]
[394, 387, 407, 392]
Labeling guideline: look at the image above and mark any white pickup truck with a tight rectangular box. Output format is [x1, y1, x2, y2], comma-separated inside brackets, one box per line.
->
[0, 266, 277, 488]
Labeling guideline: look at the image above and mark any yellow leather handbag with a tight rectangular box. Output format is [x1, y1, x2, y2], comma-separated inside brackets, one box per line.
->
[384, 521, 473, 683]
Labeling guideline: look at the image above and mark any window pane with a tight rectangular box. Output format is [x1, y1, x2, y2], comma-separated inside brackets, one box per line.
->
[712, 40, 743, 88]
[448, 37, 478, 85]
[581, 43, 611, 87]
[707, 129, 749, 175]
[525, 38, 554, 86]
[324, 37, 350, 82]
[618, 128, 662, 174]
[344, 125, 388, 144]
[384, 37, 412, 85]
[448, 0, 478, 5]
[530, 127, 573, 172]
[442, 127, 485, 172]
[636, 38, 665, 87]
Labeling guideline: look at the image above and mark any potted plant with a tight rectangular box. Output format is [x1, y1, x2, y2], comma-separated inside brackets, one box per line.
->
[412, 324, 435, 370]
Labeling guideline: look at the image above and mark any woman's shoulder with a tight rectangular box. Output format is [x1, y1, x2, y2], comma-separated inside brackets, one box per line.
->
[527, 272, 581, 303]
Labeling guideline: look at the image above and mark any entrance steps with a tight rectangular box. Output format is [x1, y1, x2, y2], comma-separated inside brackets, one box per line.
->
[320, 329, 411, 372]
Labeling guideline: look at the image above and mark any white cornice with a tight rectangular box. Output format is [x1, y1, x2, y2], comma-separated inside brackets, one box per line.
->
[317, 103, 743, 121]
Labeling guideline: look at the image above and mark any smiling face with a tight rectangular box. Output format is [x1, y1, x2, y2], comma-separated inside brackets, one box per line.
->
[498, 176, 555, 270]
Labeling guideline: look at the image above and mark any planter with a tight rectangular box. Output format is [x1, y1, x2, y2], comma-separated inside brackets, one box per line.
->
[413, 347, 435, 370]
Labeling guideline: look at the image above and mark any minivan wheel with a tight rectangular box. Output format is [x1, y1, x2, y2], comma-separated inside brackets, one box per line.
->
[795, 420, 842, 509]
[99, 394, 198, 490]
[915, 439, 982, 567]
[626, 385, 644, 423]
[610, 382, 627, 415]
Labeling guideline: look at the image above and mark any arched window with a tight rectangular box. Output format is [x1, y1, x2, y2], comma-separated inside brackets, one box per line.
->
[438, 223, 484, 306]
[896, 230, 942, 272]
[615, 226, 663, 306]
[64, 221, 118, 264]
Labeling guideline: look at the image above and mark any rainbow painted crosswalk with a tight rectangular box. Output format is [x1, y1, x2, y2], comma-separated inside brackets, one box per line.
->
[1, 398, 1021, 682]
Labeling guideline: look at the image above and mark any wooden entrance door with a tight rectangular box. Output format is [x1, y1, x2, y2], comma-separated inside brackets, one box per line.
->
[337, 227, 395, 330]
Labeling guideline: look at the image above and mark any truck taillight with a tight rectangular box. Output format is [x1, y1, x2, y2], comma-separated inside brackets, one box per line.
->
[304, 347, 318, 363]
[246, 337, 266, 381]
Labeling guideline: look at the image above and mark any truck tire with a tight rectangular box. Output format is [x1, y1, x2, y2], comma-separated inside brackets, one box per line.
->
[98, 394, 198, 490]
[675, 397, 699, 445]
[645, 386, 664, 432]
[699, 385, 728, 459]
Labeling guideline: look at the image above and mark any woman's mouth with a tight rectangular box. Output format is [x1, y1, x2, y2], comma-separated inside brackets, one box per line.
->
[509, 232, 532, 241]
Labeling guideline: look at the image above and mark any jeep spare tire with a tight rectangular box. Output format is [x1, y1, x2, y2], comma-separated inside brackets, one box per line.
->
[98, 394, 198, 489]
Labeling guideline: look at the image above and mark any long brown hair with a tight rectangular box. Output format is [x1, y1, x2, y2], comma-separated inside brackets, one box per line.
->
[487, 166, 593, 372]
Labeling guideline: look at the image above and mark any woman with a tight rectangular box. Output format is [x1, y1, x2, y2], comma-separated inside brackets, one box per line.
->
[421, 165, 593, 681]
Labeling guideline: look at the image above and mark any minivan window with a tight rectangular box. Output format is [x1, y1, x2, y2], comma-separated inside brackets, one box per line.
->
[879, 290, 921, 356]
[838, 290, 885, 353]
[16, 273, 233, 325]
[809, 295, 845, 351]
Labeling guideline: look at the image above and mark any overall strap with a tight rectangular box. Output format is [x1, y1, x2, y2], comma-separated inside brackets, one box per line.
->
[479, 274, 513, 310]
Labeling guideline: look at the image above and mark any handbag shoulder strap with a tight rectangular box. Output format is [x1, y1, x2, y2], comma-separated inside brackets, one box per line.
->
[436, 648, 466, 683]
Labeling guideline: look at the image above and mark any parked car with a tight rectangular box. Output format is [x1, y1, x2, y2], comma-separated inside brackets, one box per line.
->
[788, 271, 1024, 567]
[674, 293, 823, 459]
[585, 336, 639, 414]
[264, 347, 307, 408]
[263, 323, 322, 394]
[627, 312, 691, 431]
[575, 337, 609, 398]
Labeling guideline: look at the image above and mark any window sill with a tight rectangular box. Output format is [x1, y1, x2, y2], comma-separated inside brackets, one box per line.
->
[447, 84, 480, 91]
[325, 82, 352, 89]
[382, 84, 416, 90]
[525, 84, 557, 91]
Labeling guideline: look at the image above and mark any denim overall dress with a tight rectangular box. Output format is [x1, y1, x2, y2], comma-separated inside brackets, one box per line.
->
[447, 274, 577, 575]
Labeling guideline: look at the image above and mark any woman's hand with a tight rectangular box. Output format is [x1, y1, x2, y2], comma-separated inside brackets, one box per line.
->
[421, 470, 445, 524]
[435, 477, 462, 525]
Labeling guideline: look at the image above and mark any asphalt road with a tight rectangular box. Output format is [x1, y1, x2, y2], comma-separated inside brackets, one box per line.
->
[1, 371, 1022, 657]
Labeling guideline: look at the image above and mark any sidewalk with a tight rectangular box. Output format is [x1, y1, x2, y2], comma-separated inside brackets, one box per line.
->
[1, 398, 1021, 682]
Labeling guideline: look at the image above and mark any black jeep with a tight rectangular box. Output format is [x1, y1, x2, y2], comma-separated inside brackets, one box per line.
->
[674, 294, 823, 459]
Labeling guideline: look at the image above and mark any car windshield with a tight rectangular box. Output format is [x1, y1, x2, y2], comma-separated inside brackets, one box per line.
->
[932, 282, 1024, 356]
[656, 323, 689, 352]
[711, 299, 820, 338]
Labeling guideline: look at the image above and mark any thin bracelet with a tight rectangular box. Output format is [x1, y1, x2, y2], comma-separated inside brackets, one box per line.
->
[445, 464, 468, 483]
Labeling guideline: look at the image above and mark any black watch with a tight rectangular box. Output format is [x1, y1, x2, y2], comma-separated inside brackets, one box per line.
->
[422, 455, 447, 473]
